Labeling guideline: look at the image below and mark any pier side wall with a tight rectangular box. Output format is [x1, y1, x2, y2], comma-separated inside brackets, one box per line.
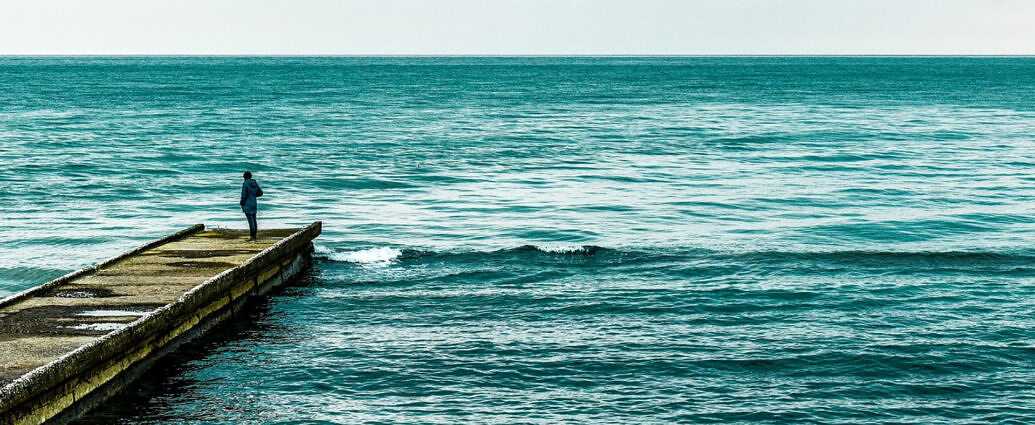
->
[0, 222, 321, 425]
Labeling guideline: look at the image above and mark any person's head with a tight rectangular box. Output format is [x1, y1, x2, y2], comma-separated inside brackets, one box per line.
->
[243, 171, 252, 180]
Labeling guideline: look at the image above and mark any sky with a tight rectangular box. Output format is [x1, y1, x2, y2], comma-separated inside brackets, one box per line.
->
[1, 0, 1033, 55]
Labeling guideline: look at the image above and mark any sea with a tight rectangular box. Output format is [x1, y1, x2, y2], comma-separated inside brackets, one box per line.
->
[2, 56, 1035, 424]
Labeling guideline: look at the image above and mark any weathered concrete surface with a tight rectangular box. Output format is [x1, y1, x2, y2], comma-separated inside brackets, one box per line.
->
[0, 222, 321, 425]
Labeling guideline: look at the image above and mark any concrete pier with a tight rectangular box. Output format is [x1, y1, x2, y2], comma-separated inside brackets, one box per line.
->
[0, 222, 321, 425]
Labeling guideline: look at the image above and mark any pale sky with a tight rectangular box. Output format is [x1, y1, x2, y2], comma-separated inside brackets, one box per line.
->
[1, 0, 1033, 55]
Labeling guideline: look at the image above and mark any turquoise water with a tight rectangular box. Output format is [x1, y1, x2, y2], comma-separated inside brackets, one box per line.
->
[3, 57, 1035, 423]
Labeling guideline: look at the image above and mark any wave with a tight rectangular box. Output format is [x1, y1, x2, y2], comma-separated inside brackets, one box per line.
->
[725, 250, 1035, 265]
[518, 244, 609, 255]
[0, 266, 72, 285]
[314, 245, 403, 265]
[312, 243, 1035, 271]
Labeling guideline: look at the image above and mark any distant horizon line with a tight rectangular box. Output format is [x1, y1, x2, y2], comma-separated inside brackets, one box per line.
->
[2, 54, 1035, 58]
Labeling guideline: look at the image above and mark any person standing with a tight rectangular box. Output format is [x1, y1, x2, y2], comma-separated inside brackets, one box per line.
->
[240, 171, 263, 240]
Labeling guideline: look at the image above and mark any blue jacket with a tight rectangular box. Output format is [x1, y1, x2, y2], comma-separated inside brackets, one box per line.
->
[240, 179, 263, 214]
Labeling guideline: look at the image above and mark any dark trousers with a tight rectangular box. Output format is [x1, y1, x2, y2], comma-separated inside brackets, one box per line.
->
[245, 213, 257, 239]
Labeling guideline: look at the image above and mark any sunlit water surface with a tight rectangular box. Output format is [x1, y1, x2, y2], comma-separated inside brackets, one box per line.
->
[2, 57, 1035, 424]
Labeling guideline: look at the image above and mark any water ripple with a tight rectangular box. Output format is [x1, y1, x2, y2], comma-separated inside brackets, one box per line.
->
[3, 56, 1034, 424]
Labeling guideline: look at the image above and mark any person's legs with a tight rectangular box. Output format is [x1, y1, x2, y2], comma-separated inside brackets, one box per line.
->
[245, 213, 257, 239]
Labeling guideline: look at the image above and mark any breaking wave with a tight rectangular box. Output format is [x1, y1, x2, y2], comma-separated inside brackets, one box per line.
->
[315, 245, 403, 265]
[314, 243, 1035, 272]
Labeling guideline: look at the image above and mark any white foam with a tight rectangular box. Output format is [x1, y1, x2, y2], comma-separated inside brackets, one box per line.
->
[337, 247, 403, 264]
[535, 244, 588, 254]
[77, 309, 147, 317]
[65, 322, 126, 331]
[315, 244, 403, 265]
[313, 244, 335, 257]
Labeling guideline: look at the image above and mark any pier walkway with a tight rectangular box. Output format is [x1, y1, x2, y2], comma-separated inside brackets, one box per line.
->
[0, 222, 320, 425]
